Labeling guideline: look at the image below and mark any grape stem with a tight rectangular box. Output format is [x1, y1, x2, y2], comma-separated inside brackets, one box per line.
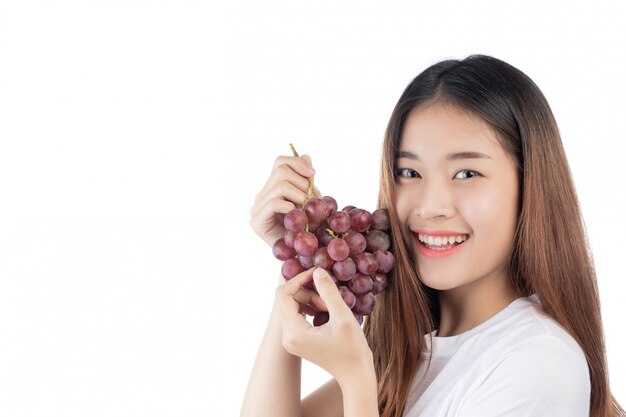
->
[289, 143, 317, 205]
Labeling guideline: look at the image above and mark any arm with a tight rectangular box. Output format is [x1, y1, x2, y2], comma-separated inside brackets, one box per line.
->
[239, 297, 302, 417]
[279, 269, 380, 417]
[241, 154, 316, 417]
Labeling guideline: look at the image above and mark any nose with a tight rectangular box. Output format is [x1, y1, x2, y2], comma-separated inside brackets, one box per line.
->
[412, 178, 456, 221]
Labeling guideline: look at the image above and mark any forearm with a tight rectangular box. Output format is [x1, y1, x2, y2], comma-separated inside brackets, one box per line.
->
[240, 301, 302, 417]
[339, 355, 379, 417]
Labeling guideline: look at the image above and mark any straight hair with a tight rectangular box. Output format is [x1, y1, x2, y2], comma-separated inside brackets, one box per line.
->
[364, 54, 623, 417]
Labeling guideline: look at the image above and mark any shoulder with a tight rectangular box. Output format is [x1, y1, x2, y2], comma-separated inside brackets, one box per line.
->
[459, 298, 591, 416]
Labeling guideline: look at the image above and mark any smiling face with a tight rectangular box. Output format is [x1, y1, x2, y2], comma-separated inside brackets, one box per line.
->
[393, 102, 520, 293]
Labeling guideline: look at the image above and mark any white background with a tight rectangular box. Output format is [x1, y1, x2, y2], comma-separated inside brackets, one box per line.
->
[1, 1, 624, 416]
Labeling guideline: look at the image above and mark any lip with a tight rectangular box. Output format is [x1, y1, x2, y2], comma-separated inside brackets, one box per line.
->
[412, 229, 469, 236]
[412, 232, 469, 259]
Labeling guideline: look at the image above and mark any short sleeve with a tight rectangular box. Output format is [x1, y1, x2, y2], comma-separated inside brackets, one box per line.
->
[458, 335, 590, 417]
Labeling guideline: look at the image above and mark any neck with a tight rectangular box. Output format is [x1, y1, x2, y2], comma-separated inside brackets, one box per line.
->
[436, 269, 521, 337]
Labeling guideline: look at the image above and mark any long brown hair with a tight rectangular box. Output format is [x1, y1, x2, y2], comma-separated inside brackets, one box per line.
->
[364, 54, 623, 417]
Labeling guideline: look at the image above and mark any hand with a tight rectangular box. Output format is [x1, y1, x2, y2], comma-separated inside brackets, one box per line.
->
[250, 155, 319, 247]
[276, 268, 375, 388]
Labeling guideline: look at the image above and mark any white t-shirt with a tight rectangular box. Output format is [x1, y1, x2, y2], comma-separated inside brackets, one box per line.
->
[402, 294, 590, 417]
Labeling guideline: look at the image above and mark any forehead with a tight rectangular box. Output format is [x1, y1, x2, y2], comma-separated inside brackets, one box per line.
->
[399, 103, 502, 156]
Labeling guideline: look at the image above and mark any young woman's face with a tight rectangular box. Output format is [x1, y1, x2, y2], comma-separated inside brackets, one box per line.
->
[394, 103, 520, 292]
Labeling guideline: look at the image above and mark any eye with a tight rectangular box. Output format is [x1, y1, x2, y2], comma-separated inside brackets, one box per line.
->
[454, 170, 482, 179]
[394, 168, 420, 179]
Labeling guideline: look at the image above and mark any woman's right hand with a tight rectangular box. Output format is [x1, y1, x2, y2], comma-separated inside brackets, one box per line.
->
[250, 155, 318, 247]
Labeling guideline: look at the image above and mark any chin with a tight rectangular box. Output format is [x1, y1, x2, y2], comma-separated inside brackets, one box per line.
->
[415, 272, 462, 291]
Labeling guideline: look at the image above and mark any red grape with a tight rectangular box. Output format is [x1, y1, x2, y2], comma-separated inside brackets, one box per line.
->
[327, 238, 350, 261]
[294, 231, 318, 257]
[284, 230, 297, 248]
[328, 211, 351, 234]
[322, 196, 338, 214]
[315, 227, 334, 246]
[313, 247, 334, 269]
[284, 209, 307, 233]
[374, 250, 395, 273]
[371, 273, 388, 294]
[354, 292, 375, 314]
[305, 197, 330, 224]
[349, 208, 372, 233]
[366, 230, 390, 252]
[273, 238, 297, 261]
[332, 257, 356, 281]
[282, 258, 306, 280]
[299, 254, 314, 269]
[313, 311, 330, 327]
[371, 208, 391, 231]
[354, 252, 378, 274]
[349, 273, 373, 295]
[339, 286, 357, 309]
[343, 231, 367, 256]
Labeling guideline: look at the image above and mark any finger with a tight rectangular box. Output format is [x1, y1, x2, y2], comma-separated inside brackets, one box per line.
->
[301, 305, 319, 316]
[272, 154, 315, 178]
[293, 287, 328, 312]
[313, 268, 353, 320]
[249, 196, 295, 228]
[276, 270, 316, 342]
[255, 161, 313, 204]
[277, 266, 316, 296]
[251, 180, 309, 218]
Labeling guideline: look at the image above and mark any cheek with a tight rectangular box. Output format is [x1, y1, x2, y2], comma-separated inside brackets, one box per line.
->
[393, 191, 411, 224]
[461, 185, 518, 238]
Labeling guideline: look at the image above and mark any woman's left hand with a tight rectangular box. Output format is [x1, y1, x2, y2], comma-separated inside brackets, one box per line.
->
[276, 267, 375, 389]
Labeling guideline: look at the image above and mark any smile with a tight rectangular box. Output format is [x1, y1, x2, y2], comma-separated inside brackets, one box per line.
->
[413, 232, 469, 258]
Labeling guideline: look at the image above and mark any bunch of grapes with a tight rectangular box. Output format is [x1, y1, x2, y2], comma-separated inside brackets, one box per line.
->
[272, 195, 395, 326]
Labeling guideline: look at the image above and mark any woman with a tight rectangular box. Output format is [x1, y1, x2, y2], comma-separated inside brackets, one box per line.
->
[241, 54, 624, 417]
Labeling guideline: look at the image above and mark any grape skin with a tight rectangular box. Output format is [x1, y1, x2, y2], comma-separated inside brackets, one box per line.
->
[315, 227, 334, 246]
[282, 258, 306, 280]
[354, 292, 375, 315]
[371, 208, 391, 231]
[343, 231, 367, 256]
[284, 230, 297, 248]
[299, 254, 315, 269]
[349, 208, 372, 233]
[294, 231, 318, 257]
[374, 250, 395, 273]
[327, 238, 350, 261]
[284, 209, 308, 233]
[272, 238, 297, 261]
[332, 257, 356, 281]
[355, 252, 378, 274]
[371, 273, 388, 294]
[313, 311, 330, 327]
[322, 196, 338, 214]
[366, 230, 390, 252]
[329, 211, 351, 233]
[339, 286, 357, 309]
[305, 197, 330, 224]
[349, 273, 374, 295]
[313, 247, 334, 270]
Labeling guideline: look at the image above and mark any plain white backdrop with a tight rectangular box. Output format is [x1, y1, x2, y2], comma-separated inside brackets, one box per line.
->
[1, 1, 624, 416]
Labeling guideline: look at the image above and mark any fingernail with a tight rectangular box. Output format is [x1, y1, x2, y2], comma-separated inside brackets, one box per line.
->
[313, 268, 326, 281]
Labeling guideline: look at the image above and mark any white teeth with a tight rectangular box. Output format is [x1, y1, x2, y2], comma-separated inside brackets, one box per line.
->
[418, 233, 468, 246]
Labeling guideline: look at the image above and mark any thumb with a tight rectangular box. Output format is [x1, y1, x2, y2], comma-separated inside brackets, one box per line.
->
[313, 268, 352, 320]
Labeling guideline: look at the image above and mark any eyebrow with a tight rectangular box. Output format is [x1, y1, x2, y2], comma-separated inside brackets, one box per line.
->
[396, 150, 493, 161]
